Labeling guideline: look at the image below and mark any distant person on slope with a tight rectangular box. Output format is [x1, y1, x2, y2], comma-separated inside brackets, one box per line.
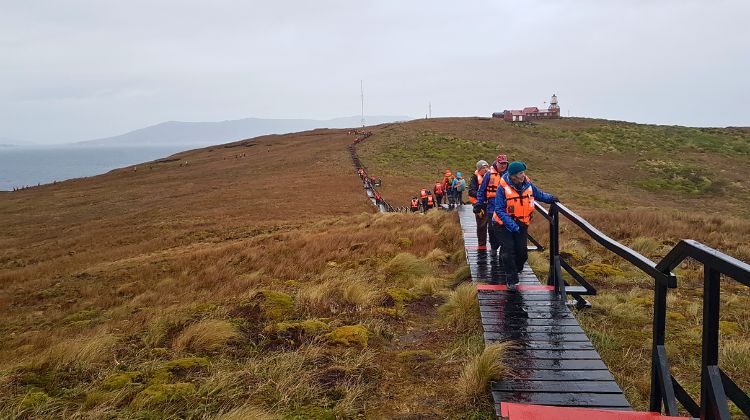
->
[469, 160, 490, 248]
[410, 197, 420, 212]
[474, 154, 509, 255]
[492, 161, 558, 289]
[452, 172, 467, 205]
[419, 188, 429, 213]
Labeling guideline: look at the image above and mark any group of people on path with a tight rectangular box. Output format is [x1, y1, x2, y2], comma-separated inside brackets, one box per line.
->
[468, 154, 558, 289]
[410, 169, 467, 213]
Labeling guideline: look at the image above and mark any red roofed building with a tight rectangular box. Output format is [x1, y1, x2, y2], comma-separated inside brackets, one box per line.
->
[495, 94, 561, 122]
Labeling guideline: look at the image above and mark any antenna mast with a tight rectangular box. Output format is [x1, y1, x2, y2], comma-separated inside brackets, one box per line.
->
[429, 102, 432, 118]
[360, 80, 365, 127]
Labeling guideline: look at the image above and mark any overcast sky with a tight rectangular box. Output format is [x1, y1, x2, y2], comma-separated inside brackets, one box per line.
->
[1, 1, 748, 144]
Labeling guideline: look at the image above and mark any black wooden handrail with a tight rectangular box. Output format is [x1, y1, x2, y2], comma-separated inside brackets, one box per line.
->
[532, 199, 749, 419]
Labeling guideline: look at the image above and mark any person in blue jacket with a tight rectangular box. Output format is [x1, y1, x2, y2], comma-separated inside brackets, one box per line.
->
[492, 161, 558, 288]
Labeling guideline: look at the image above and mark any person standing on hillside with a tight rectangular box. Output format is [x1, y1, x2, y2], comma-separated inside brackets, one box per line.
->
[452, 172, 467, 206]
[469, 160, 490, 247]
[419, 188, 429, 213]
[474, 154, 509, 254]
[492, 161, 558, 289]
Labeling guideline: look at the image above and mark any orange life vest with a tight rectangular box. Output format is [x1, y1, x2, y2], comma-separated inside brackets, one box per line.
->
[427, 195, 434, 207]
[492, 177, 535, 226]
[420, 189, 428, 198]
[485, 167, 503, 199]
[411, 198, 419, 209]
[434, 182, 444, 195]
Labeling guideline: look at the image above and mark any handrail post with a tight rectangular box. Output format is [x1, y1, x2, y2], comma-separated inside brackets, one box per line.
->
[547, 204, 559, 288]
[701, 266, 722, 419]
[547, 204, 565, 297]
[650, 278, 669, 412]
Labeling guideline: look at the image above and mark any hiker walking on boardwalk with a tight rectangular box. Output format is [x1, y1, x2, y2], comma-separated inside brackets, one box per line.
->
[452, 172, 466, 206]
[433, 180, 445, 206]
[469, 160, 490, 247]
[419, 188, 429, 213]
[410, 197, 420, 212]
[492, 161, 558, 288]
[442, 170, 456, 209]
[474, 154, 509, 254]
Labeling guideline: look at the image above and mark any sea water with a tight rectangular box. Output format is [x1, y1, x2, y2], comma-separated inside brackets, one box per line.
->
[0, 145, 194, 191]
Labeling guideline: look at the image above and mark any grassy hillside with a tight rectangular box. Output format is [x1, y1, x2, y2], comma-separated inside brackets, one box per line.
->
[0, 130, 495, 418]
[358, 117, 750, 416]
[1, 117, 748, 417]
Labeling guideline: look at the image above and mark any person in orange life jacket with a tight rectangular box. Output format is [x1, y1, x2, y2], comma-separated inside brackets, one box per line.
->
[419, 188, 429, 213]
[427, 193, 435, 209]
[468, 160, 490, 247]
[442, 170, 456, 209]
[433, 180, 445, 206]
[410, 197, 419, 212]
[452, 172, 467, 206]
[493, 161, 558, 288]
[474, 154, 509, 254]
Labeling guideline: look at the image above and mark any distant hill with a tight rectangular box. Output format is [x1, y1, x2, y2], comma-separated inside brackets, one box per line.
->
[75, 115, 411, 146]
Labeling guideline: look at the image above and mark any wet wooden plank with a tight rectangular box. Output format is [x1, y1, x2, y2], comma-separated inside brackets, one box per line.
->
[482, 325, 585, 334]
[503, 359, 609, 371]
[492, 380, 623, 393]
[491, 391, 631, 408]
[481, 317, 582, 326]
[489, 340, 596, 351]
[483, 332, 592, 342]
[506, 369, 617, 382]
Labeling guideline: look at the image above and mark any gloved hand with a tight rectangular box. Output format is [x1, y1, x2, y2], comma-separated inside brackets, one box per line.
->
[550, 195, 560, 203]
[508, 223, 520, 233]
[472, 205, 482, 214]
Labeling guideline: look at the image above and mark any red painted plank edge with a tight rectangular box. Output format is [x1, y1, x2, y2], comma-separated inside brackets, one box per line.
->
[499, 403, 689, 419]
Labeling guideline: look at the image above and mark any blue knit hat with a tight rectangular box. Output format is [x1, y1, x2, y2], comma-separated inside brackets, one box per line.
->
[507, 161, 527, 176]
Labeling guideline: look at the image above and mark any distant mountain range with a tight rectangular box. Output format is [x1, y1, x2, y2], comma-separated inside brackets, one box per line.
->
[73, 115, 411, 147]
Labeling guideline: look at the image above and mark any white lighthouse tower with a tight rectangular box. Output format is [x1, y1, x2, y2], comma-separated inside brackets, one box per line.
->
[549, 94, 559, 110]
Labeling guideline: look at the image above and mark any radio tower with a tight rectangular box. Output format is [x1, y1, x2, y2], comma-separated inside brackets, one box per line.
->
[360, 80, 365, 127]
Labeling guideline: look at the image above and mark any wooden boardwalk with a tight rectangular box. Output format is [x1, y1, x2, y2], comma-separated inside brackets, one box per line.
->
[457, 205, 632, 414]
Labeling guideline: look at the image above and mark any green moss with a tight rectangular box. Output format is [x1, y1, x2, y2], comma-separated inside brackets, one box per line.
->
[151, 357, 209, 384]
[19, 391, 49, 410]
[560, 249, 585, 265]
[666, 311, 686, 322]
[629, 297, 652, 307]
[131, 382, 196, 408]
[373, 307, 400, 318]
[102, 371, 143, 390]
[719, 321, 741, 336]
[256, 290, 294, 320]
[397, 237, 413, 248]
[397, 350, 436, 363]
[150, 347, 169, 356]
[324, 325, 369, 347]
[386, 287, 416, 306]
[578, 262, 624, 279]
[265, 319, 329, 336]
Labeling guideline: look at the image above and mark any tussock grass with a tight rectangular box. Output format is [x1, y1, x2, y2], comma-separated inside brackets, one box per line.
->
[439, 283, 480, 332]
[216, 405, 278, 420]
[457, 342, 512, 403]
[382, 252, 431, 280]
[172, 319, 240, 354]
[629, 236, 661, 257]
[33, 333, 117, 371]
[298, 275, 381, 314]
[408, 276, 447, 296]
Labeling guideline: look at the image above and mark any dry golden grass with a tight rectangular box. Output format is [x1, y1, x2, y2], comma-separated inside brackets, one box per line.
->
[172, 319, 241, 354]
[439, 282, 480, 332]
[457, 342, 512, 403]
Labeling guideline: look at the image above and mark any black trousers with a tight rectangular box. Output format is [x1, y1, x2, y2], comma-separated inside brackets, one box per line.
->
[475, 209, 491, 247]
[496, 223, 529, 284]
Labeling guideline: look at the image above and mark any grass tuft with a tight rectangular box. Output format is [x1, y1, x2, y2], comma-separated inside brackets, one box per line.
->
[172, 319, 241, 354]
[457, 342, 511, 402]
[439, 283, 479, 332]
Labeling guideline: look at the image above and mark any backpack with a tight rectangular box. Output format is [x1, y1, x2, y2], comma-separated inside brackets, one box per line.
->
[456, 179, 466, 192]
